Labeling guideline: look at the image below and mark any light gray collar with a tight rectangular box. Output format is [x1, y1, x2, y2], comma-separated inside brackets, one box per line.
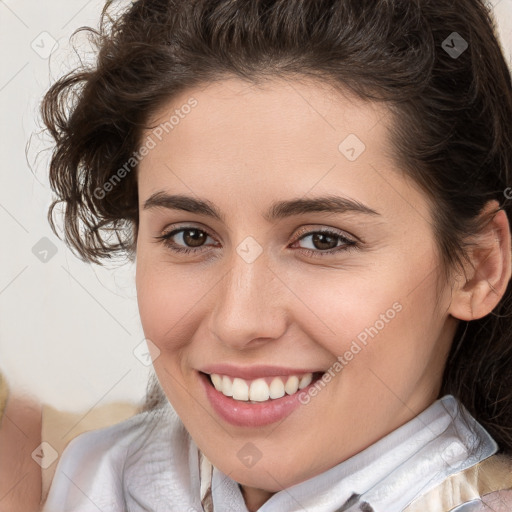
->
[210, 395, 497, 512]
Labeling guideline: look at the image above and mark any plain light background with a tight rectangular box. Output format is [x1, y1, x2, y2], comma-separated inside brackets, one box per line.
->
[1, 0, 512, 412]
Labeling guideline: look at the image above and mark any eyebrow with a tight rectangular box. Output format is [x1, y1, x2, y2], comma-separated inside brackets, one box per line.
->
[142, 192, 380, 222]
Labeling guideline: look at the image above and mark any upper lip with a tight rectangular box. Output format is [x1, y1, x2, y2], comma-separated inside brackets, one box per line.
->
[199, 364, 324, 380]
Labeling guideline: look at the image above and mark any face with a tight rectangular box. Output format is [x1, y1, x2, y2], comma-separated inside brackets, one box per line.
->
[135, 76, 458, 492]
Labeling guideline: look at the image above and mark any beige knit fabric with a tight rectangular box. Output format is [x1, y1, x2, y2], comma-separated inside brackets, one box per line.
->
[199, 449, 214, 512]
[404, 453, 512, 511]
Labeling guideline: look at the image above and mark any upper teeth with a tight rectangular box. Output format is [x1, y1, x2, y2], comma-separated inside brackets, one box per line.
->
[209, 373, 314, 402]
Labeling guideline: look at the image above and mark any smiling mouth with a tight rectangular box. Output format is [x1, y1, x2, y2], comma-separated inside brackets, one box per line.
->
[201, 371, 324, 403]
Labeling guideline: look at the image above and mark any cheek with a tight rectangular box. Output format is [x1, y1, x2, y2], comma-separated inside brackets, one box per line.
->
[135, 261, 204, 351]
[289, 267, 403, 348]
[288, 251, 443, 373]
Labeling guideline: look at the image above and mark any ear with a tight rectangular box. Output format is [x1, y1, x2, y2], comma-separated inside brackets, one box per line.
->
[448, 200, 512, 321]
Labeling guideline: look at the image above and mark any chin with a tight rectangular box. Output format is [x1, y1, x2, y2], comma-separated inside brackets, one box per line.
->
[219, 454, 316, 493]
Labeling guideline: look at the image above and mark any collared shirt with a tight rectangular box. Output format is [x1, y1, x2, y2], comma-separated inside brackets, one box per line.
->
[42, 395, 504, 512]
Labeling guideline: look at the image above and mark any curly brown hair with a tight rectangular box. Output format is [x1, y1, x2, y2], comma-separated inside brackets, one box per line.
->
[40, 0, 512, 452]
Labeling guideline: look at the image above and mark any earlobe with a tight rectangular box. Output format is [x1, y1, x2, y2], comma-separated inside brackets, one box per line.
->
[448, 201, 512, 322]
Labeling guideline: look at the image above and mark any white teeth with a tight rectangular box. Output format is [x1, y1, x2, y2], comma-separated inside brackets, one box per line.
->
[284, 375, 299, 395]
[299, 373, 313, 389]
[211, 374, 223, 391]
[232, 378, 249, 400]
[222, 375, 233, 396]
[208, 372, 315, 402]
[249, 379, 270, 402]
[269, 377, 285, 399]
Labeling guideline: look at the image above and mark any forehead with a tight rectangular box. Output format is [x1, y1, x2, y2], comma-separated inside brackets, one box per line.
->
[140, 76, 392, 174]
[136, 76, 430, 225]
[150, 76, 388, 139]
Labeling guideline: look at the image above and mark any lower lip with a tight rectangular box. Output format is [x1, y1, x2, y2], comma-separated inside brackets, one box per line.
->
[199, 371, 320, 427]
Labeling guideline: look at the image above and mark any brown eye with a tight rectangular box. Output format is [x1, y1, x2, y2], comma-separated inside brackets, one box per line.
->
[290, 228, 358, 258]
[155, 227, 216, 254]
[308, 232, 339, 251]
[182, 228, 207, 247]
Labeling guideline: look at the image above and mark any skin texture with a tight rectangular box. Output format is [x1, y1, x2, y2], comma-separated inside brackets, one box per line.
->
[0, 392, 42, 512]
[134, 77, 511, 511]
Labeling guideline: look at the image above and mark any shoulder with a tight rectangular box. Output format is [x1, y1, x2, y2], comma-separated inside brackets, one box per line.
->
[451, 489, 512, 511]
[480, 489, 512, 510]
[42, 404, 184, 512]
[405, 452, 512, 512]
[53, 407, 150, 468]
[448, 453, 512, 512]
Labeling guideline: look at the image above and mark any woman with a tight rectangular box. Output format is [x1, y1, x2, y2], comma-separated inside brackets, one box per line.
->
[39, 0, 512, 510]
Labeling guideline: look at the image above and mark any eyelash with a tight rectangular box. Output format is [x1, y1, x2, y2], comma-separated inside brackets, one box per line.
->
[153, 225, 358, 258]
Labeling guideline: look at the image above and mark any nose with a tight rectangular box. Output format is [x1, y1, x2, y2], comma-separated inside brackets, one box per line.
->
[208, 244, 289, 350]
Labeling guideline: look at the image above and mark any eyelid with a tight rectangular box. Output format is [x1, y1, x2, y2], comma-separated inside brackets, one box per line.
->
[159, 223, 357, 244]
[155, 223, 361, 257]
[292, 224, 358, 243]
[160, 222, 217, 240]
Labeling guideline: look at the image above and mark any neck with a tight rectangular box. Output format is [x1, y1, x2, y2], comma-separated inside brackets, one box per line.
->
[239, 483, 275, 511]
